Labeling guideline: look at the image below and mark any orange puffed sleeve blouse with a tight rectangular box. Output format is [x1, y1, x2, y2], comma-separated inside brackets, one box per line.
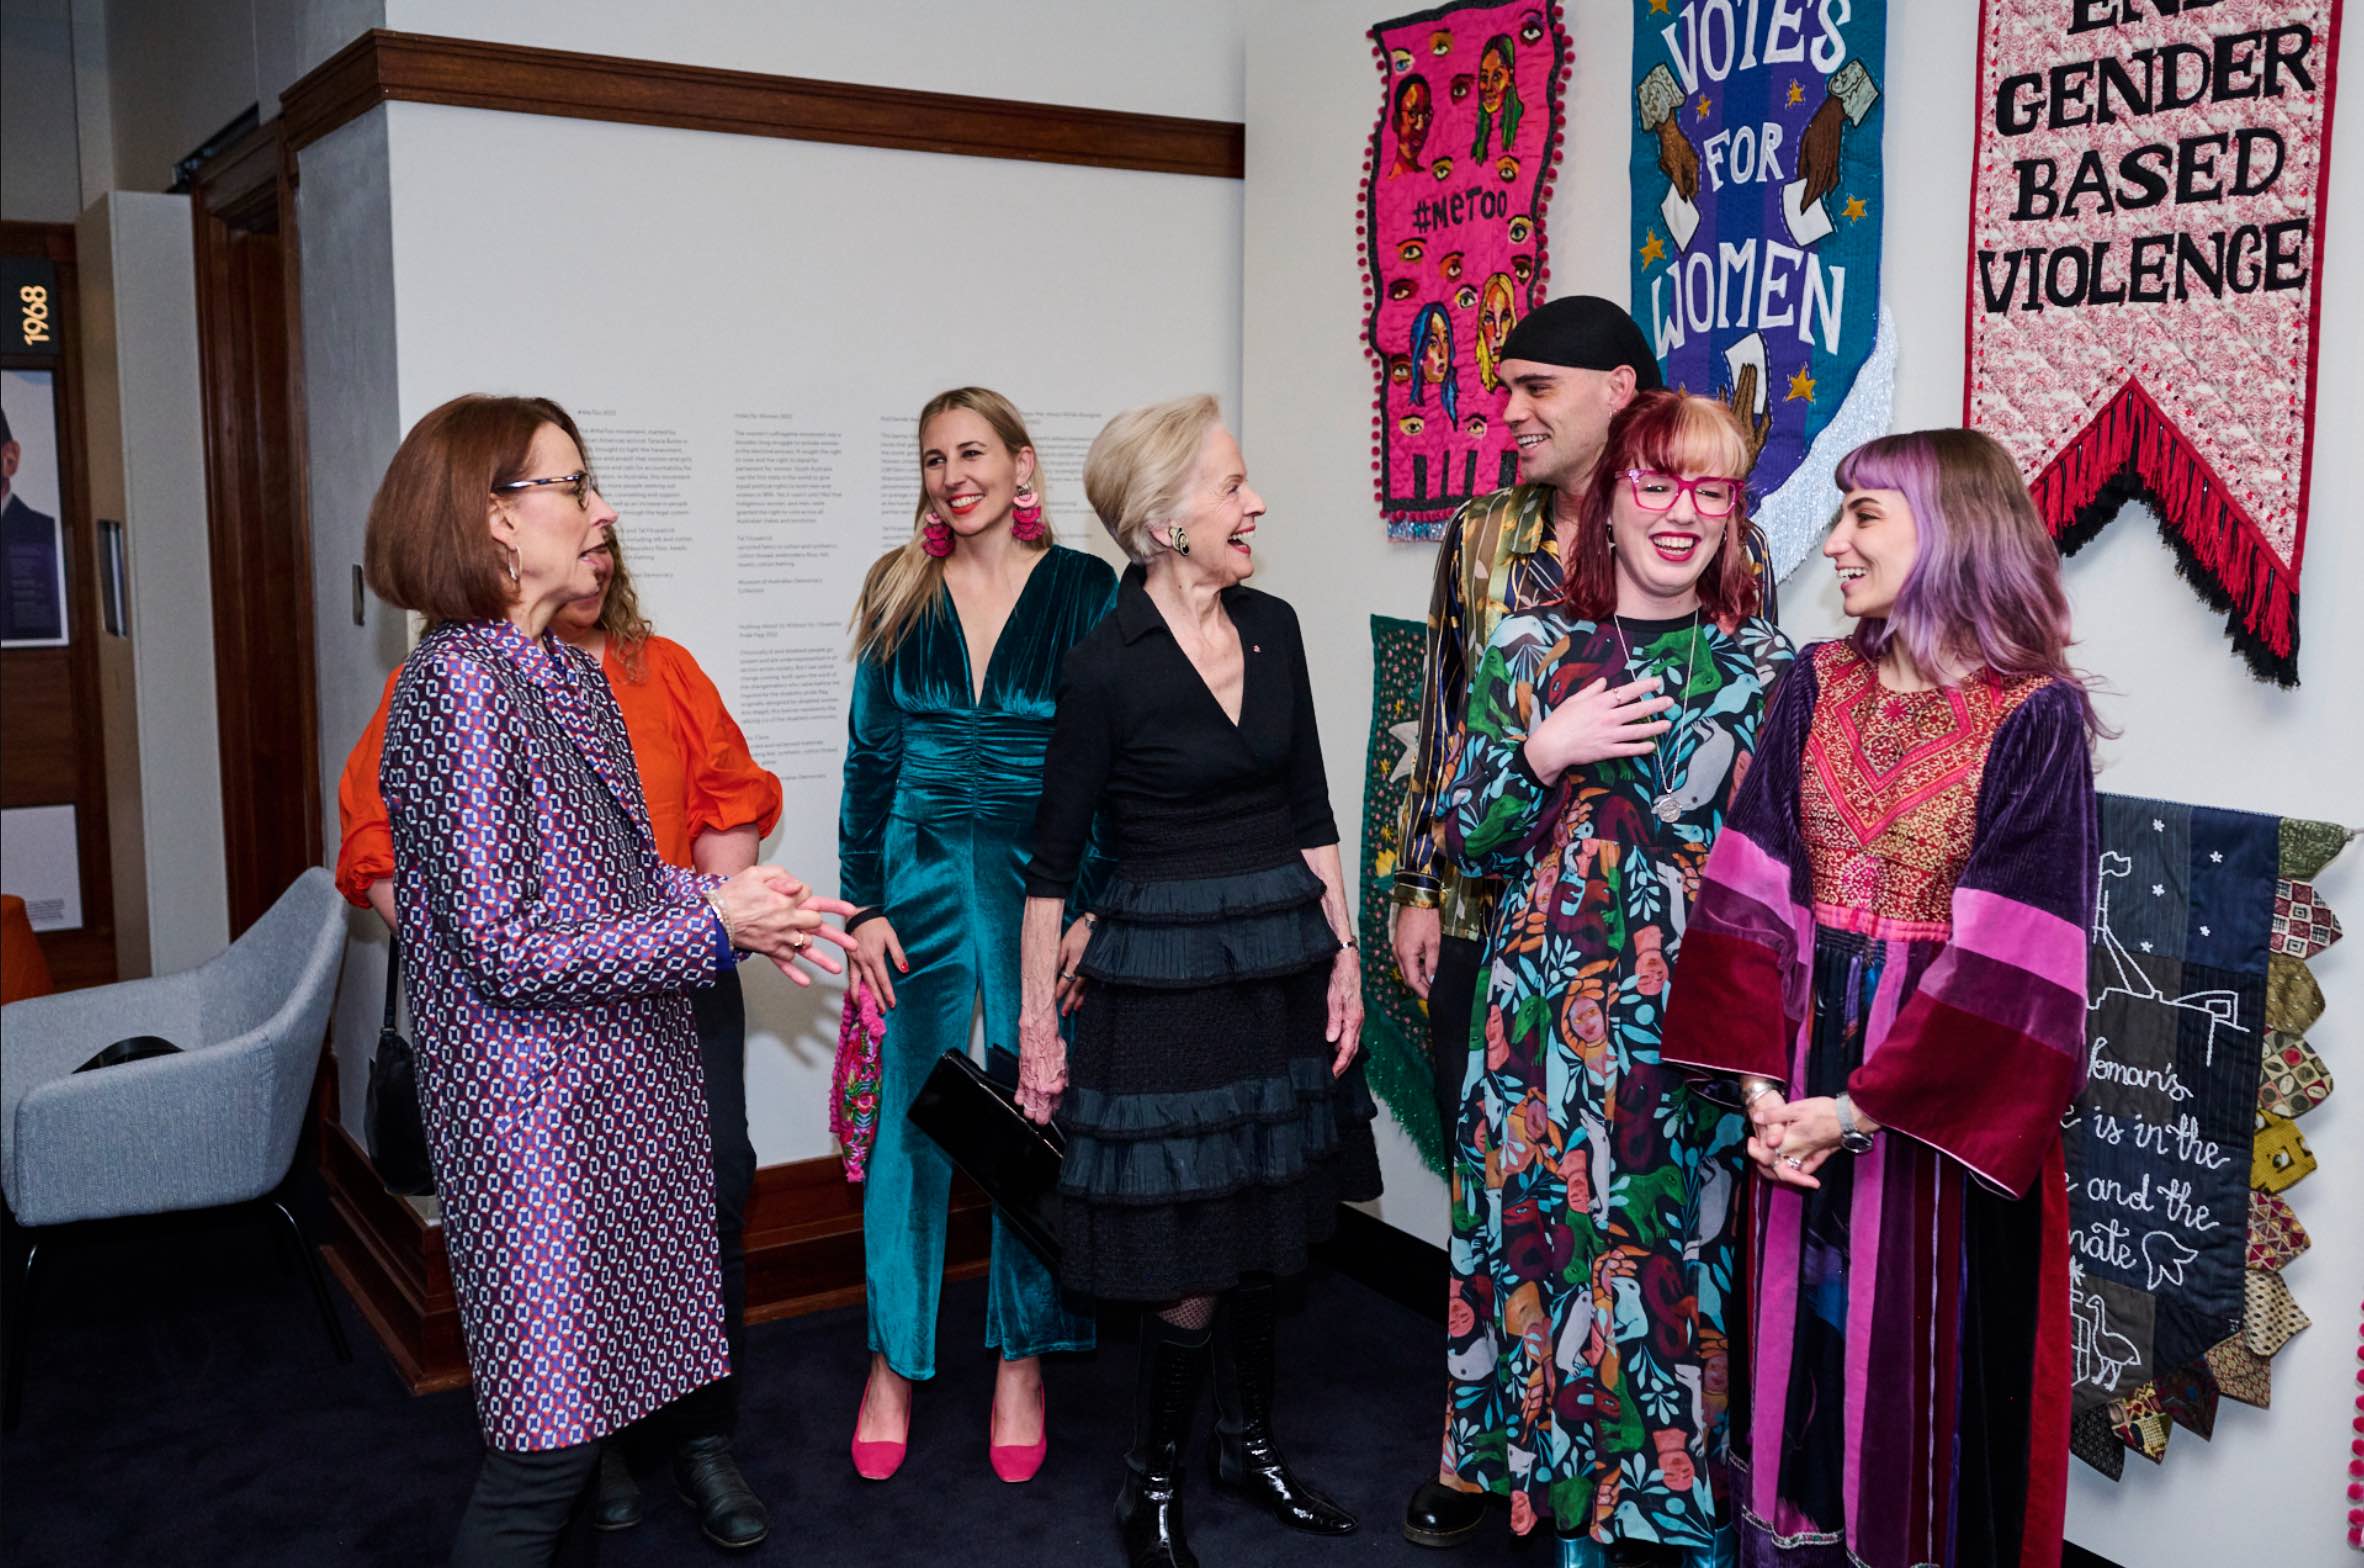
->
[336, 634, 783, 905]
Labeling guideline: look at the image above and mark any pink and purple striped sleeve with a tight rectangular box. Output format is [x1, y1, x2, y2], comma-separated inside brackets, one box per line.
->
[1662, 653, 1820, 1088]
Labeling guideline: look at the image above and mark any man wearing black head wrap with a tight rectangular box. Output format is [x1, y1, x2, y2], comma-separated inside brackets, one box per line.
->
[1392, 294, 1658, 1550]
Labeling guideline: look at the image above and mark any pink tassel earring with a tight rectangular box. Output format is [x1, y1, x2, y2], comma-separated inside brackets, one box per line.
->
[1010, 482, 1046, 543]
[921, 510, 955, 558]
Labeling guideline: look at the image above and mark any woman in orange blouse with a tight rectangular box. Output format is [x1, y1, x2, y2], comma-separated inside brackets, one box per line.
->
[338, 532, 785, 1552]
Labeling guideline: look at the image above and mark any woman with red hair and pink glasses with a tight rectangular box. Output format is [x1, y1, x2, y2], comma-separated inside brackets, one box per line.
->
[1430, 389, 1791, 1565]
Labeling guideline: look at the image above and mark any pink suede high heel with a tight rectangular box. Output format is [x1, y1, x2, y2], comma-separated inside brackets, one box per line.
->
[850, 1369, 908, 1481]
[988, 1383, 1048, 1484]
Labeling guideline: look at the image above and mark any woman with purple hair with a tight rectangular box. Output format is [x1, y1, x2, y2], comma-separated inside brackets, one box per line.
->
[1662, 429, 2101, 1568]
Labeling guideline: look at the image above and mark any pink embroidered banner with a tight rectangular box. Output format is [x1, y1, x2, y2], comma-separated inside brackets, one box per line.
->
[1964, 0, 2343, 685]
[1363, 1, 1570, 541]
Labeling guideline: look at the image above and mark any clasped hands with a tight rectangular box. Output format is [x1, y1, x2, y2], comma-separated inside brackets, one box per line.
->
[1742, 1083, 1872, 1191]
[707, 866, 858, 985]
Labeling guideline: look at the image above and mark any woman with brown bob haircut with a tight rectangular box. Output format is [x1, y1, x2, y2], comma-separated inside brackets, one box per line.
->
[365, 393, 854, 1566]
[340, 522, 793, 1548]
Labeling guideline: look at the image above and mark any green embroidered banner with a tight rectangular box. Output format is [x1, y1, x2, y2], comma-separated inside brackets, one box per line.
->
[1358, 613, 1447, 1177]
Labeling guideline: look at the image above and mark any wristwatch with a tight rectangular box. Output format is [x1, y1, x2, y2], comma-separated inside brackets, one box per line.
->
[1835, 1092, 1875, 1155]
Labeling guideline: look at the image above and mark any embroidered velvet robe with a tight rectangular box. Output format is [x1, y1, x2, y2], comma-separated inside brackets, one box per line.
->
[1662, 640, 2098, 1568]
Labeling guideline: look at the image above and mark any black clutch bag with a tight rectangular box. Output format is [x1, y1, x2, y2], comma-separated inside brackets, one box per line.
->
[905, 1049, 1066, 1268]
[366, 933, 437, 1197]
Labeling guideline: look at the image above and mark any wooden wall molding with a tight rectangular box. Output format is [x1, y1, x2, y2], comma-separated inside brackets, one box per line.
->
[186, 119, 327, 941]
[280, 29, 1245, 178]
[319, 1121, 993, 1394]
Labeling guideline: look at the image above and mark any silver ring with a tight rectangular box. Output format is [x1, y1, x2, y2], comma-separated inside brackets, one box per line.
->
[788, 932, 808, 950]
[1059, 969, 1078, 982]
[1783, 1155, 1806, 1170]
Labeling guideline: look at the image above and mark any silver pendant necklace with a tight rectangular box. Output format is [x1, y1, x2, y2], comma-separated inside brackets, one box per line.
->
[1611, 609, 1702, 823]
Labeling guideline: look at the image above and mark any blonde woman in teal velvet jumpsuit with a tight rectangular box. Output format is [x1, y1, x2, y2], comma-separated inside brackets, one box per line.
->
[839, 387, 1111, 1484]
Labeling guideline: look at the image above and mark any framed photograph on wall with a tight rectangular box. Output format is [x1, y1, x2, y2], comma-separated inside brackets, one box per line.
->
[1, 367, 70, 648]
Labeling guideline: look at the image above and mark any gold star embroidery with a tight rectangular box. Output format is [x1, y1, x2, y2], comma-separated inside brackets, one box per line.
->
[1785, 366, 1817, 403]
[1638, 228, 1667, 269]
[1842, 195, 1868, 223]
[1648, 0, 1671, 12]
[1695, 93, 1713, 119]
[1787, 79, 1805, 107]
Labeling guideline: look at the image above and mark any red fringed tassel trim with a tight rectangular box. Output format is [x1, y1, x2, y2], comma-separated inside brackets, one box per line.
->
[2033, 377, 2301, 686]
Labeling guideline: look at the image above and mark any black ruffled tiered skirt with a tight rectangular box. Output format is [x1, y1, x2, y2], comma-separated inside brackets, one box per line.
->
[1060, 850, 1383, 1302]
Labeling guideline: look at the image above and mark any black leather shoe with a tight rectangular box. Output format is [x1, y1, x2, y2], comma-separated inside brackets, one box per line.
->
[672, 1435, 770, 1551]
[594, 1446, 642, 1531]
[1207, 1281, 1357, 1535]
[1117, 1317, 1211, 1568]
[1403, 1479, 1488, 1547]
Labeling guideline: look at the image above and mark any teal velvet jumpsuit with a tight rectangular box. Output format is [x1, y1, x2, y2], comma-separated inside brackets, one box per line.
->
[839, 544, 1113, 1378]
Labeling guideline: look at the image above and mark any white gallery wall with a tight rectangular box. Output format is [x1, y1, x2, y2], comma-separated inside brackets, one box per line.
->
[1240, 3, 2362, 1564]
[382, 0, 1251, 121]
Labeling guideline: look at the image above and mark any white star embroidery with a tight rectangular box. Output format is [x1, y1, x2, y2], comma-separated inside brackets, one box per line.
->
[1386, 719, 1421, 784]
[2139, 940, 2154, 953]
[2209, 851, 2223, 863]
[2152, 819, 2165, 832]
[2151, 883, 2165, 897]
[2199, 925, 2211, 937]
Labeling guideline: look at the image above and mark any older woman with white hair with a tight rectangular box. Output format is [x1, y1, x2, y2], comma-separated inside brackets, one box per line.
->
[1018, 395, 1382, 1568]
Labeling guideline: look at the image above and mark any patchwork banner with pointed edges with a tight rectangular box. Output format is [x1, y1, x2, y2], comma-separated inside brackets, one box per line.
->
[1966, 0, 2343, 685]
[1363, 0, 1571, 541]
[2066, 793, 2351, 1477]
[1628, 0, 1890, 581]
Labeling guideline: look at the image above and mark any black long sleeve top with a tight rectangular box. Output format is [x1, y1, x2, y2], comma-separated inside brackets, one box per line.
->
[1025, 566, 1338, 899]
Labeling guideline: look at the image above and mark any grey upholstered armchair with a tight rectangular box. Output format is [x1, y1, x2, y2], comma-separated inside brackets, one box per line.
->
[0, 866, 353, 1426]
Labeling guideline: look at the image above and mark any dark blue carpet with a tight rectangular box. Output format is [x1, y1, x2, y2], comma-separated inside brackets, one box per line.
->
[0, 1194, 1547, 1566]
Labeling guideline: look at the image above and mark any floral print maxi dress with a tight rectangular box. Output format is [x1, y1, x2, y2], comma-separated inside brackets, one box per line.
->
[1437, 607, 1791, 1547]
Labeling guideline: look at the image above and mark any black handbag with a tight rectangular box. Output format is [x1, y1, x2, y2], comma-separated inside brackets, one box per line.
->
[365, 933, 436, 1197]
[905, 1049, 1066, 1268]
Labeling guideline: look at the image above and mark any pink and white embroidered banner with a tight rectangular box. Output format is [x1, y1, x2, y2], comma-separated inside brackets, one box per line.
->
[1965, 0, 2342, 685]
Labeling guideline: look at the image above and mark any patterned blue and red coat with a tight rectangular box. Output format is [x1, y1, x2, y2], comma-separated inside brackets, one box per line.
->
[383, 618, 735, 1452]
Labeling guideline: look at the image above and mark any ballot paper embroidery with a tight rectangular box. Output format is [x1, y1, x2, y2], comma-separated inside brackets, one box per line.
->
[1363, 0, 1571, 541]
[1627, 0, 1891, 581]
[1964, 0, 2343, 686]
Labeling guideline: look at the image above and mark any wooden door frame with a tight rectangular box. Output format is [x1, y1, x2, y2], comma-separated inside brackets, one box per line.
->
[0, 222, 116, 990]
[186, 119, 324, 936]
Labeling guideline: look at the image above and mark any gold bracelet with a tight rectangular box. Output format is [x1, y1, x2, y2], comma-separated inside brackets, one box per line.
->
[703, 889, 741, 951]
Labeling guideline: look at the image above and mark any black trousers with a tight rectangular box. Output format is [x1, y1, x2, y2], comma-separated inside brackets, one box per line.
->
[1426, 934, 1487, 1150]
[665, 965, 755, 1440]
[449, 1440, 601, 1567]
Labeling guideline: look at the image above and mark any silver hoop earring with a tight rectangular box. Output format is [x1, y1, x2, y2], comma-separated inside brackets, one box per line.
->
[1169, 525, 1191, 556]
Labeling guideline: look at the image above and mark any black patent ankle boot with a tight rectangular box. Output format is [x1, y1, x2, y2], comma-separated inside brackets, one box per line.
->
[1117, 1316, 1211, 1568]
[1209, 1280, 1357, 1535]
